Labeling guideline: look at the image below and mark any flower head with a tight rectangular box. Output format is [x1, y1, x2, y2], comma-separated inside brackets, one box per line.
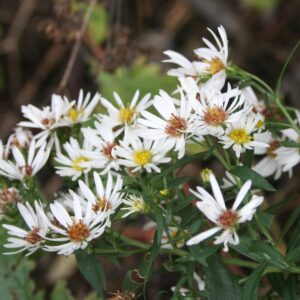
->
[187, 174, 263, 251]
[3, 201, 49, 255]
[45, 192, 111, 255]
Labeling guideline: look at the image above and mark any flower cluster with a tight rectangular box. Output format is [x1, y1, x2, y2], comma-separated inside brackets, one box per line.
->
[0, 25, 299, 298]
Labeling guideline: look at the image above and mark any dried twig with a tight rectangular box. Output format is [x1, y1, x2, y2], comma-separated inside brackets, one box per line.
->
[57, 0, 97, 93]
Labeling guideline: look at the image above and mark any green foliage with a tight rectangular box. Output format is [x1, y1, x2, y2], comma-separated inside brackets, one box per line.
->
[204, 255, 241, 300]
[230, 166, 276, 192]
[50, 282, 75, 300]
[75, 250, 106, 295]
[97, 58, 177, 102]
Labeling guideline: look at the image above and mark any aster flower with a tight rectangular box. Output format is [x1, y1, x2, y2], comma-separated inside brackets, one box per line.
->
[78, 172, 124, 216]
[2, 201, 49, 255]
[121, 195, 146, 218]
[55, 138, 105, 180]
[5, 127, 33, 157]
[183, 78, 250, 137]
[44, 192, 111, 255]
[18, 94, 72, 147]
[115, 137, 172, 173]
[220, 114, 269, 158]
[275, 111, 300, 173]
[164, 26, 228, 86]
[137, 89, 194, 159]
[99, 90, 152, 137]
[253, 132, 284, 179]
[63, 90, 100, 125]
[0, 139, 51, 181]
[187, 174, 263, 251]
[81, 123, 120, 174]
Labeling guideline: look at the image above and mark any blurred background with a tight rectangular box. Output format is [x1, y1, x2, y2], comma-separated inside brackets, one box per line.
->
[0, 0, 300, 299]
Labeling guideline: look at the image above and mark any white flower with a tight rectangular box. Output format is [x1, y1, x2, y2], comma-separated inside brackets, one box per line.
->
[137, 89, 193, 159]
[44, 192, 110, 255]
[0, 139, 51, 181]
[81, 123, 120, 174]
[253, 132, 283, 179]
[187, 174, 263, 252]
[18, 94, 72, 146]
[275, 111, 300, 173]
[78, 172, 124, 216]
[2, 201, 49, 255]
[5, 127, 33, 157]
[121, 195, 146, 218]
[99, 90, 151, 137]
[55, 138, 105, 180]
[63, 90, 100, 125]
[115, 137, 172, 173]
[164, 25, 228, 85]
[186, 80, 249, 137]
[220, 114, 269, 158]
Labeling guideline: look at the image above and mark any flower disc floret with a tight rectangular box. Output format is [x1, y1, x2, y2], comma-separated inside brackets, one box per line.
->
[165, 114, 187, 137]
[134, 150, 152, 166]
[203, 107, 228, 126]
[68, 219, 90, 242]
[229, 128, 252, 145]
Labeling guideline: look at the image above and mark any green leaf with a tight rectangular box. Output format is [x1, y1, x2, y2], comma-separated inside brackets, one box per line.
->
[244, 149, 254, 168]
[267, 274, 300, 300]
[75, 250, 106, 294]
[278, 206, 300, 244]
[168, 176, 191, 189]
[250, 241, 289, 270]
[241, 262, 268, 300]
[230, 166, 276, 192]
[50, 281, 75, 300]
[204, 255, 241, 300]
[98, 59, 177, 102]
[231, 237, 263, 262]
[88, 4, 107, 44]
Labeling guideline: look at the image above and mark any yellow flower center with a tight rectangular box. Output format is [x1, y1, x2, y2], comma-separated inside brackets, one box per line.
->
[119, 107, 135, 124]
[132, 197, 145, 211]
[207, 57, 225, 75]
[68, 108, 84, 123]
[203, 106, 227, 126]
[229, 128, 252, 144]
[72, 156, 90, 171]
[256, 120, 264, 129]
[67, 219, 90, 242]
[134, 150, 152, 166]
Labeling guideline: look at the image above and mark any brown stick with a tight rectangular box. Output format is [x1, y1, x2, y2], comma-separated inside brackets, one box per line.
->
[57, 0, 98, 93]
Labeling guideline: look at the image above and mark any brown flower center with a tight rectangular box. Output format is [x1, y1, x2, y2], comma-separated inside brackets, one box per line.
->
[267, 140, 279, 158]
[103, 142, 116, 159]
[25, 227, 41, 244]
[165, 114, 186, 137]
[203, 107, 228, 126]
[19, 164, 33, 176]
[92, 197, 111, 213]
[67, 219, 90, 242]
[41, 117, 55, 127]
[219, 210, 239, 229]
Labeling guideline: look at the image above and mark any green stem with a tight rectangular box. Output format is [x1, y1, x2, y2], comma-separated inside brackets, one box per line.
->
[206, 136, 231, 171]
